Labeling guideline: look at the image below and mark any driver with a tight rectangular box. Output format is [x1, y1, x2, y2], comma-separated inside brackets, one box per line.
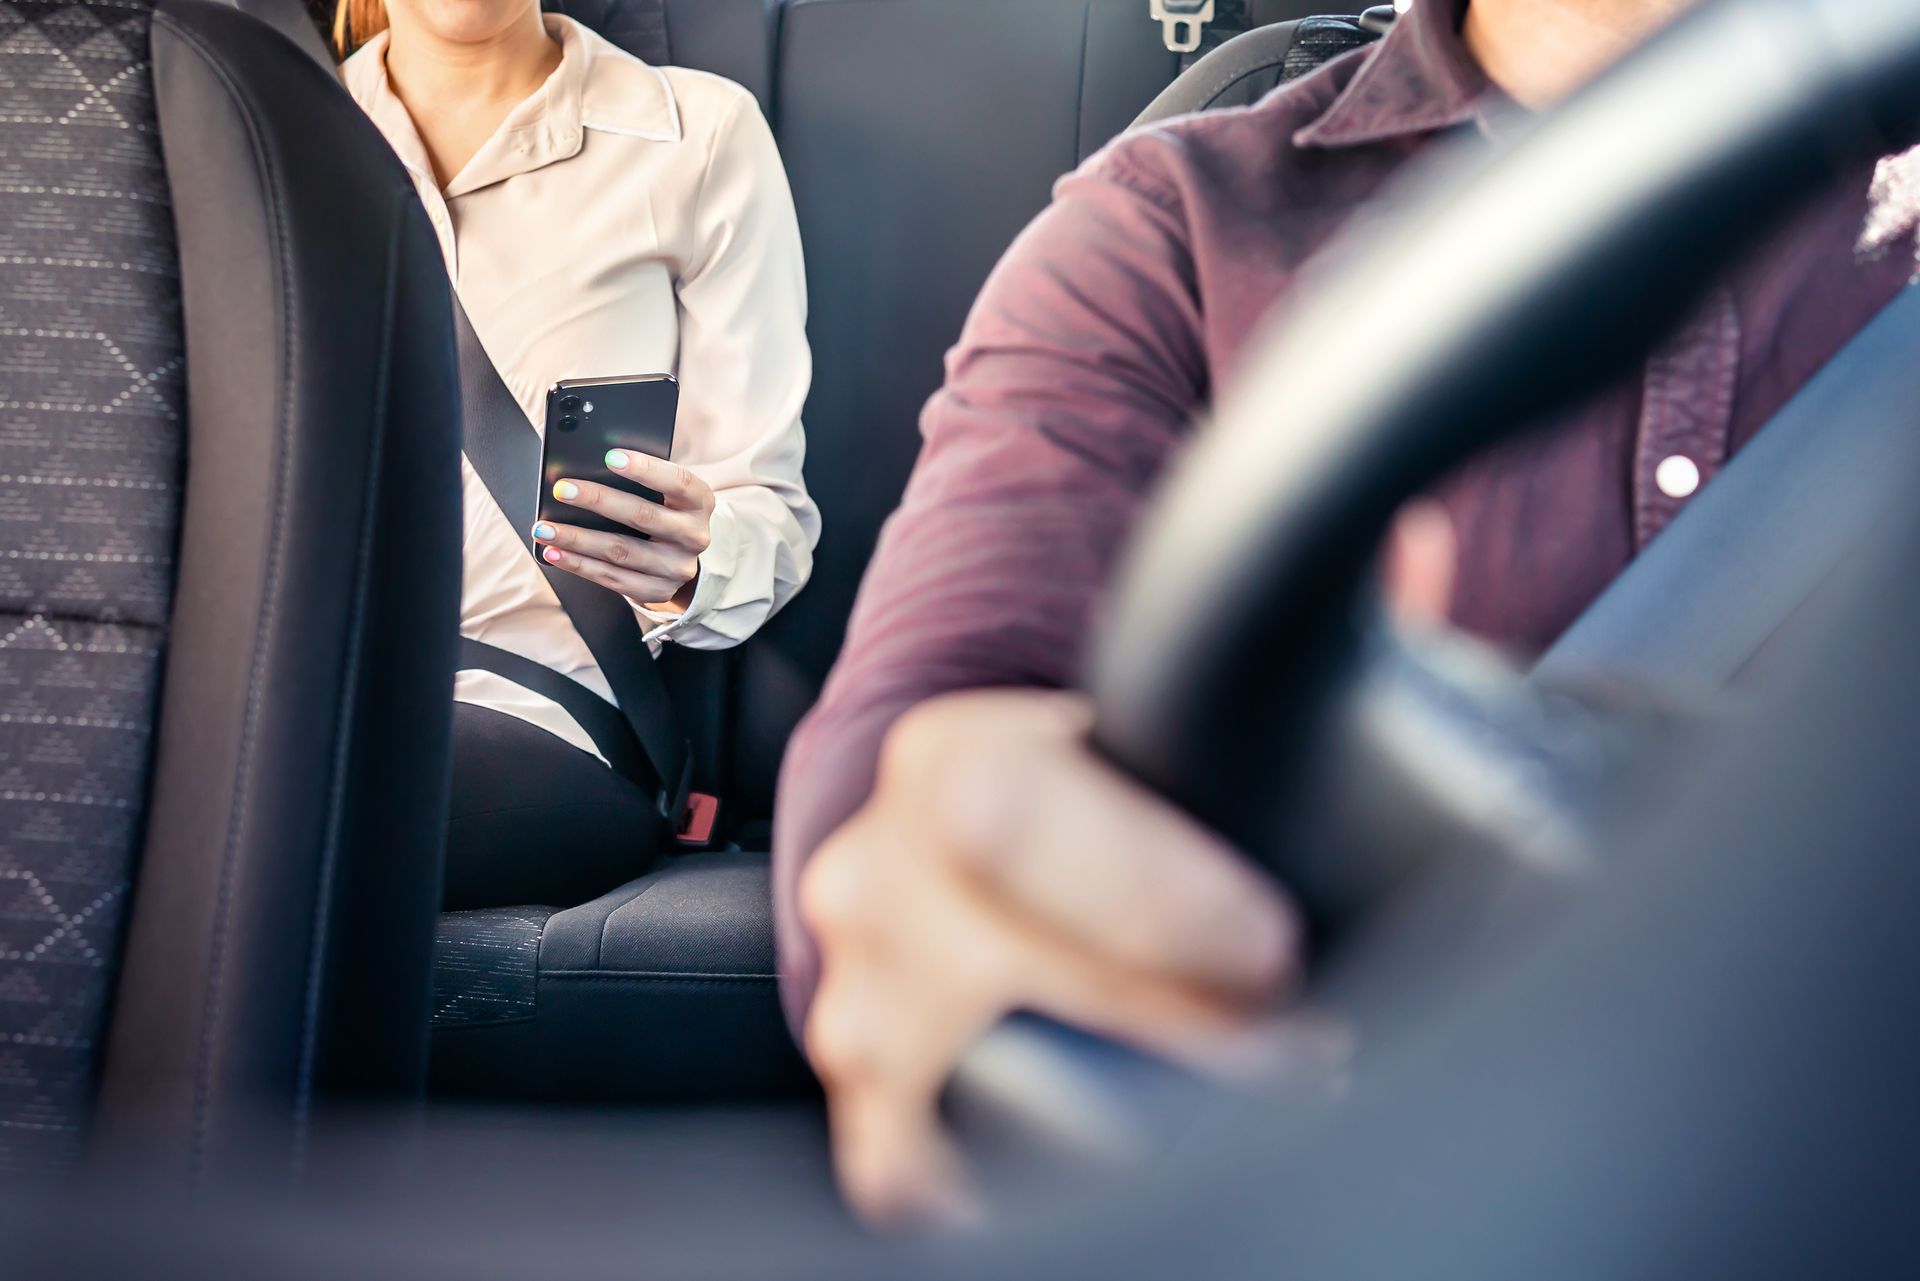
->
[773, 0, 1916, 1227]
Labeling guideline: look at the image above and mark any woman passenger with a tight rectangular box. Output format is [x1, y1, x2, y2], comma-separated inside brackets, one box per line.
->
[335, 0, 816, 908]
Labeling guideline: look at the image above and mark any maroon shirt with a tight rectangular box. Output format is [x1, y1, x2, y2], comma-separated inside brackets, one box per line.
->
[773, 0, 1910, 1023]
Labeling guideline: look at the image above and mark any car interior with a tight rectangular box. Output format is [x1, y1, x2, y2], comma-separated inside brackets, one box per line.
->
[4, 0, 1919, 1273]
[408, 0, 1388, 1107]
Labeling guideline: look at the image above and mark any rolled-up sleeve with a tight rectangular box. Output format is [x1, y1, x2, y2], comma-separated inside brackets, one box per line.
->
[643, 90, 819, 648]
[771, 145, 1210, 1028]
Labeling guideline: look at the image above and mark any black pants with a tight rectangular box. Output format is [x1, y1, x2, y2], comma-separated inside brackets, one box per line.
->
[445, 702, 668, 910]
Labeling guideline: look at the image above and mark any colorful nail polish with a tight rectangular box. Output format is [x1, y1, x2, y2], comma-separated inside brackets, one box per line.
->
[553, 480, 579, 501]
[532, 523, 556, 541]
[605, 449, 630, 470]
[542, 545, 563, 564]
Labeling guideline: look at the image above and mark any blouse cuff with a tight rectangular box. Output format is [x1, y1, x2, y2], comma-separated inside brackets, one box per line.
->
[635, 498, 742, 644]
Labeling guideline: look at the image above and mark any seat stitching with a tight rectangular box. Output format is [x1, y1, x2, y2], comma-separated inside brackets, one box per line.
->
[429, 1016, 537, 1032]
[542, 971, 777, 985]
[152, 10, 297, 1182]
[597, 875, 669, 967]
[0, 609, 162, 635]
[446, 799, 650, 822]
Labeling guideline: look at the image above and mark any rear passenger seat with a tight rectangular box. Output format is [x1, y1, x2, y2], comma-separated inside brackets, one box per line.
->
[238, 0, 1327, 1100]
[427, 0, 1224, 1103]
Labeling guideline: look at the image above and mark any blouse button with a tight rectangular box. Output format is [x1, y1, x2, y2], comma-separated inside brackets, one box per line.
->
[1655, 454, 1701, 500]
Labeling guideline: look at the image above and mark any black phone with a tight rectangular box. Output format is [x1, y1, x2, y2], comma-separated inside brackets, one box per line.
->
[535, 373, 680, 549]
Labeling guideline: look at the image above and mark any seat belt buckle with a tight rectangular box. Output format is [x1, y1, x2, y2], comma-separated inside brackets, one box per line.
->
[659, 746, 695, 828]
[1151, 0, 1214, 53]
[676, 791, 721, 847]
[659, 746, 719, 847]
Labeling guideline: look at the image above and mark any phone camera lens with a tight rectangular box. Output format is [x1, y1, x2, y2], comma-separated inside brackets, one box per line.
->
[560, 395, 583, 413]
[558, 415, 579, 433]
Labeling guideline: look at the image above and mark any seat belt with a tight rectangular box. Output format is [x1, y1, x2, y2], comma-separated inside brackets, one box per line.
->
[450, 293, 705, 835]
[1537, 284, 1920, 694]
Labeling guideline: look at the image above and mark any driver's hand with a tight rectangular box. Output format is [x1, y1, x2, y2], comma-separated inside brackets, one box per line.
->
[797, 504, 1454, 1229]
[799, 688, 1304, 1228]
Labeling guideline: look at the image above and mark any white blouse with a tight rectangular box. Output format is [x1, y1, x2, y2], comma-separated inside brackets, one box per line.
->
[344, 16, 817, 759]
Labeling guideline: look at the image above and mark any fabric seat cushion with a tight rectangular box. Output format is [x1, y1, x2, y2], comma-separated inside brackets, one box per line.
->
[429, 852, 814, 1102]
[0, 0, 184, 1175]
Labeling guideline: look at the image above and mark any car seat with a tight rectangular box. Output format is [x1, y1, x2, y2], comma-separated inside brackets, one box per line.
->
[0, 0, 460, 1180]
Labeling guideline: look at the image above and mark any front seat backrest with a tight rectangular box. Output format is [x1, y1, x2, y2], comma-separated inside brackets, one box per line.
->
[0, 0, 460, 1179]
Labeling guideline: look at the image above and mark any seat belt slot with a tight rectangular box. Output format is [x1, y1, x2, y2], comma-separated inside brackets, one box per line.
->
[1152, 0, 1215, 53]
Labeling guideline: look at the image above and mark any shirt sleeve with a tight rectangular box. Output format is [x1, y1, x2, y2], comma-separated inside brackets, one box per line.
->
[639, 89, 819, 649]
[771, 144, 1210, 1030]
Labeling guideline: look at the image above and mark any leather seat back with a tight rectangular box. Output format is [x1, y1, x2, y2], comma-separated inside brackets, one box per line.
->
[728, 0, 1198, 816]
[548, 0, 780, 115]
[0, 0, 460, 1180]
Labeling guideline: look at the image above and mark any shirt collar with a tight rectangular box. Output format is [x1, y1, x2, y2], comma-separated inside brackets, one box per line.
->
[1295, 0, 1518, 150]
[344, 14, 682, 198]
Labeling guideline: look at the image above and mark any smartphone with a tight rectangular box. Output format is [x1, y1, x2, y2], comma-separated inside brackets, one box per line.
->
[535, 373, 680, 549]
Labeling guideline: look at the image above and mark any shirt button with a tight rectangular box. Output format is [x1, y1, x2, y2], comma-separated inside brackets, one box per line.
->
[1655, 454, 1701, 499]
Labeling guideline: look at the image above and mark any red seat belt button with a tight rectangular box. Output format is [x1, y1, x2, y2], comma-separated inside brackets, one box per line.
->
[676, 792, 720, 846]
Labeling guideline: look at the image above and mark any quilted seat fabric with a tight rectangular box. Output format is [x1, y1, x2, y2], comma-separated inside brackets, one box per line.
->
[431, 907, 550, 1027]
[0, 0, 183, 1173]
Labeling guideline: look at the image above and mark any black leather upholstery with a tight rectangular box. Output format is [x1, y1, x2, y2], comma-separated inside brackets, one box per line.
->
[429, 853, 813, 1102]
[77, 0, 460, 1180]
[548, 0, 779, 116]
[661, 0, 780, 117]
[731, 0, 1194, 818]
[545, 0, 668, 65]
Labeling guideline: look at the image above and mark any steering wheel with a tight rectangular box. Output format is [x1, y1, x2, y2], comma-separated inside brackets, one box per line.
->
[950, 0, 1920, 1162]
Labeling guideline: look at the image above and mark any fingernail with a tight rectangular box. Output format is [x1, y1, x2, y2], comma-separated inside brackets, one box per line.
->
[605, 449, 630, 470]
[553, 480, 579, 501]
[532, 523, 556, 541]
[542, 545, 563, 564]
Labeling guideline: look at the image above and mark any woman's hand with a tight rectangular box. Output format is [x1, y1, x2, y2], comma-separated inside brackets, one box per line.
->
[534, 449, 715, 612]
